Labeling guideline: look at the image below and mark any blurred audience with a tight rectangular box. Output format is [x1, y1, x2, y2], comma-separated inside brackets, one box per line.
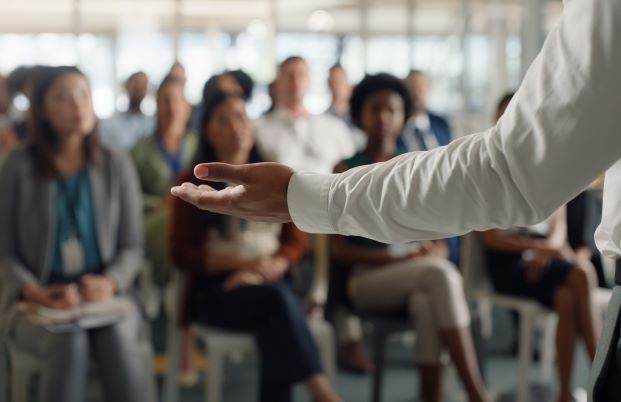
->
[169, 90, 341, 402]
[0, 65, 44, 149]
[190, 70, 254, 131]
[131, 75, 197, 285]
[330, 74, 488, 402]
[168, 61, 187, 87]
[0, 59, 590, 402]
[480, 93, 602, 402]
[99, 71, 155, 150]
[255, 56, 356, 173]
[0, 66, 147, 402]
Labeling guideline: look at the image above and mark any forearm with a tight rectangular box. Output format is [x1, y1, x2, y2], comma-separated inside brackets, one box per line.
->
[204, 253, 250, 275]
[480, 231, 552, 255]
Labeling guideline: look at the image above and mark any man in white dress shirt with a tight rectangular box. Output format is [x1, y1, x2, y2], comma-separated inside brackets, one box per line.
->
[172, 0, 621, 399]
[255, 56, 356, 174]
[99, 71, 155, 150]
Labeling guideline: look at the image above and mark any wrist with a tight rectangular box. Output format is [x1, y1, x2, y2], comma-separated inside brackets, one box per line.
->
[22, 283, 42, 302]
[104, 275, 118, 294]
[272, 255, 290, 269]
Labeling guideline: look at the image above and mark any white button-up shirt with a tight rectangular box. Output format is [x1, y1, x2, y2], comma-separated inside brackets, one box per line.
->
[255, 108, 357, 174]
[288, 0, 621, 258]
[99, 111, 155, 150]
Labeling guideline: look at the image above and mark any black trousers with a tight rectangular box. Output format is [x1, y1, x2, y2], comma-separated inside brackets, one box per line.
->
[191, 277, 323, 402]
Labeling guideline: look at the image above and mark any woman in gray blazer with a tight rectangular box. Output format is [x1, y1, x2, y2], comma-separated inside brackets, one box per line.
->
[0, 66, 147, 402]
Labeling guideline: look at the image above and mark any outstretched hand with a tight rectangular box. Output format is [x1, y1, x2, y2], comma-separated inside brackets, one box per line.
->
[170, 162, 294, 222]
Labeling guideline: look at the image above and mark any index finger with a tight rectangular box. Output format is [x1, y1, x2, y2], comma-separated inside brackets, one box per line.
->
[194, 163, 249, 185]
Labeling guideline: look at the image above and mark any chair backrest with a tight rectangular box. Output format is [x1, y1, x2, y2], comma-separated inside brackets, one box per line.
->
[460, 232, 494, 298]
[164, 269, 185, 324]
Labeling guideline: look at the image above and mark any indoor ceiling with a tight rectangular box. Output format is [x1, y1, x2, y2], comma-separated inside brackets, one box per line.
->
[0, 0, 562, 35]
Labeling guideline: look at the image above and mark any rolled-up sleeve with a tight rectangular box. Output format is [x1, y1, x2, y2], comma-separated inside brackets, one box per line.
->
[289, 0, 621, 247]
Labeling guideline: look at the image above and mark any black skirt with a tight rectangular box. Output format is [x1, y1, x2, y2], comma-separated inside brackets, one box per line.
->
[486, 250, 573, 307]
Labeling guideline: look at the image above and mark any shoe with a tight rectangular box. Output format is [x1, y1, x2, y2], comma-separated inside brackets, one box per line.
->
[337, 340, 374, 374]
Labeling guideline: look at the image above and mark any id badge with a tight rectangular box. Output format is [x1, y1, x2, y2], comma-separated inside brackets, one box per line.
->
[61, 237, 85, 276]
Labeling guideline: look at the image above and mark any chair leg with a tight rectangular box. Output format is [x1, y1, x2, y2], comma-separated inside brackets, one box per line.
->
[311, 320, 337, 385]
[139, 342, 158, 402]
[370, 329, 388, 402]
[206, 347, 224, 402]
[163, 317, 181, 402]
[516, 310, 536, 402]
[539, 314, 557, 385]
[11, 364, 32, 402]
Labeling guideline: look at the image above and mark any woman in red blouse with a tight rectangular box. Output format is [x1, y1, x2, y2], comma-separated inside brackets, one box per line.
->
[169, 90, 341, 402]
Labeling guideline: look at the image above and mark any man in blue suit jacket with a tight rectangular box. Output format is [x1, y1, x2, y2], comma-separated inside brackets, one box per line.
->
[401, 70, 452, 151]
[402, 70, 460, 266]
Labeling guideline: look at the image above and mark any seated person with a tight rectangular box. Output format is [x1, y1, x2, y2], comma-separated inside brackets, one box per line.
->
[481, 93, 602, 402]
[169, 90, 341, 402]
[99, 71, 155, 150]
[189, 70, 254, 131]
[331, 74, 488, 402]
[131, 75, 197, 285]
[0, 66, 45, 151]
[0, 66, 147, 402]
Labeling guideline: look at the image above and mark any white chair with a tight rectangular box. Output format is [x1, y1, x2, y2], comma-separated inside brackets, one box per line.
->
[461, 232, 559, 402]
[163, 270, 337, 402]
[7, 332, 157, 402]
[308, 234, 331, 308]
[461, 232, 612, 402]
[6, 265, 159, 402]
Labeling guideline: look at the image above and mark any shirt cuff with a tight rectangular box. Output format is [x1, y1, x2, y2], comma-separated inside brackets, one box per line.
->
[287, 172, 337, 234]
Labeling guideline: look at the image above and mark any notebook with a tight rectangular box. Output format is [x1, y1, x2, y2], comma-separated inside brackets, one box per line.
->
[19, 297, 132, 333]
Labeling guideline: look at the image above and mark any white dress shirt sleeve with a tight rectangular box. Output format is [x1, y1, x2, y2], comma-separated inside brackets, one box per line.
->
[288, 0, 621, 249]
[595, 160, 621, 257]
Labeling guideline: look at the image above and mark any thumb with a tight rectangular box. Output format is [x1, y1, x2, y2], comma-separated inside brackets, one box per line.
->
[194, 163, 248, 185]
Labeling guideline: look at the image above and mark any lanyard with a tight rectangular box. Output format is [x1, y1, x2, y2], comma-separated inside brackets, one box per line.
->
[58, 174, 83, 239]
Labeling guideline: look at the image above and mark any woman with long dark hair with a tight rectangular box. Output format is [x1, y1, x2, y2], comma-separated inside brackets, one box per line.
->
[0, 66, 147, 402]
[169, 90, 341, 402]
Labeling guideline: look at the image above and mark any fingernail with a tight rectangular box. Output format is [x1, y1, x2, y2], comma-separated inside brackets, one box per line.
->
[170, 187, 181, 195]
[195, 165, 209, 177]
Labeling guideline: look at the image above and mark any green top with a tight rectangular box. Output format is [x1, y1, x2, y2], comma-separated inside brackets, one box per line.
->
[131, 131, 199, 211]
